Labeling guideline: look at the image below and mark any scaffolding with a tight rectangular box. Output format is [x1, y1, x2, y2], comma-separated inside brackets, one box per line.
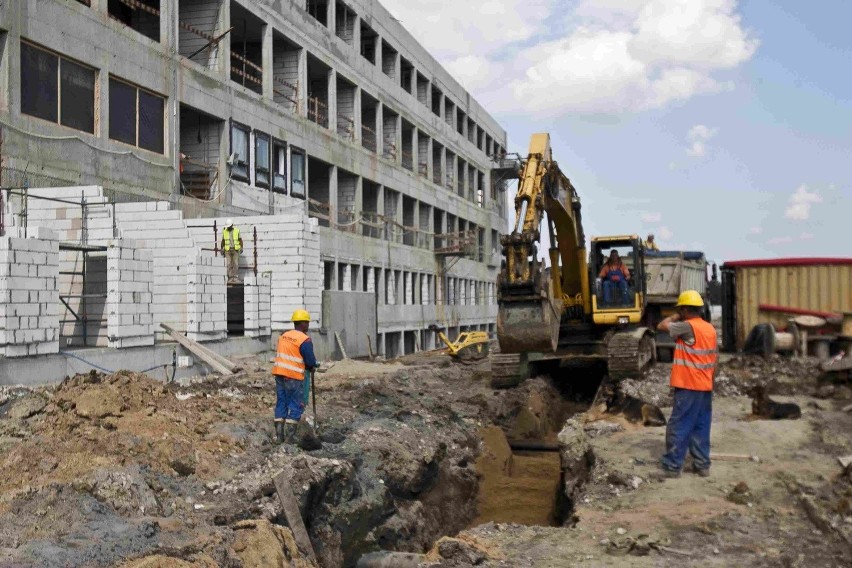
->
[1, 186, 112, 347]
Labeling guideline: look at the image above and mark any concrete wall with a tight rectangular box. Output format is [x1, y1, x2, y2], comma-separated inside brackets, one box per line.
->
[318, 290, 376, 359]
[106, 239, 155, 348]
[244, 273, 272, 338]
[0, 231, 60, 357]
[186, 252, 228, 342]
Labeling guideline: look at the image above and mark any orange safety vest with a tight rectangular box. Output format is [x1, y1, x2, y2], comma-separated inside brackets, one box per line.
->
[671, 318, 717, 391]
[273, 330, 309, 380]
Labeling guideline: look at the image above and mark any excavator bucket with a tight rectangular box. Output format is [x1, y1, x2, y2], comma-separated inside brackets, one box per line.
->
[497, 299, 559, 353]
[497, 268, 561, 354]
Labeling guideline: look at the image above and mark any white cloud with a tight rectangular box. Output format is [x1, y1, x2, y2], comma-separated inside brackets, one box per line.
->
[767, 236, 793, 245]
[686, 124, 718, 157]
[382, 1, 757, 116]
[749, 226, 762, 235]
[641, 212, 663, 223]
[784, 185, 822, 221]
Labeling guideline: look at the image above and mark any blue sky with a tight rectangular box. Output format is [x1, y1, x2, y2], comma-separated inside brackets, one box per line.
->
[383, 0, 851, 264]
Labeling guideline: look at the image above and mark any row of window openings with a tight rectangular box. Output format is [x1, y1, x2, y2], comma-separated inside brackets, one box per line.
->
[228, 123, 305, 195]
[322, 264, 495, 307]
[303, 0, 502, 157]
[20, 41, 165, 154]
[74, 0, 504, 159]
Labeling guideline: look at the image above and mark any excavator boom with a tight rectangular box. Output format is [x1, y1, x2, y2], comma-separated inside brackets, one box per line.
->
[497, 134, 589, 354]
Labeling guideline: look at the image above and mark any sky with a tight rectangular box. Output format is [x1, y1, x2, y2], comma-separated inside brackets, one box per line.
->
[381, 0, 851, 265]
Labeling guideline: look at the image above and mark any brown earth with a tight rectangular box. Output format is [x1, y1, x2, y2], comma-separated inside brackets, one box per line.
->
[1, 351, 849, 568]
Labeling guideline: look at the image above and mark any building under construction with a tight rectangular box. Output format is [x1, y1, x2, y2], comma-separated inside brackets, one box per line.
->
[0, 0, 508, 374]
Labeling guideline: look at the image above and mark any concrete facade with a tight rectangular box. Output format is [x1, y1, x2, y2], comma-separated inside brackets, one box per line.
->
[0, 0, 508, 366]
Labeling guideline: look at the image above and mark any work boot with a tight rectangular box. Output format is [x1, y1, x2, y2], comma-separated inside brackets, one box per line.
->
[693, 466, 710, 477]
[649, 468, 681, 481]
[274, 421, 285, 444]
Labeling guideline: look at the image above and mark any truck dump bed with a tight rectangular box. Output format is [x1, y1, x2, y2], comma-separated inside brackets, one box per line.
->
[645, 251, 707, 305]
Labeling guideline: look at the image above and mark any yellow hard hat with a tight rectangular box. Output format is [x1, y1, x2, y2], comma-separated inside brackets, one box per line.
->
[676, 290, 705, 307]
[291, 309, 311, 322]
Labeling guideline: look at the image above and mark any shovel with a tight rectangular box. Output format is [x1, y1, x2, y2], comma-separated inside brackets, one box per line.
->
[310, 369, 319, 435]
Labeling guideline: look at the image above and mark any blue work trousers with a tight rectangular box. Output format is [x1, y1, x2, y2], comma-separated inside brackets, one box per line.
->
[603, 279, 629, 305]
[274, 375, 305, 422]
[661, 388, 712, 472]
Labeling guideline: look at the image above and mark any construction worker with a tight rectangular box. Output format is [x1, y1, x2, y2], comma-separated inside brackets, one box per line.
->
[656, 290, 718, 478]
[220, 219, 243, 283]
[598, 250, 631, 305]
[646, 233, 660, 251]
[272, 309, 317, 443]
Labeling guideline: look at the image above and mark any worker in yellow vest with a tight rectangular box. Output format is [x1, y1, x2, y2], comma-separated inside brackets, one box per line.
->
[271, 309, 317, 443]
[656, 290, 718, 478]
[220, 219, 243, 283]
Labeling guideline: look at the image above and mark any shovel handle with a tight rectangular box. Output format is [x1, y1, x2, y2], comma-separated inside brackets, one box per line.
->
[310, 369, 318, 434]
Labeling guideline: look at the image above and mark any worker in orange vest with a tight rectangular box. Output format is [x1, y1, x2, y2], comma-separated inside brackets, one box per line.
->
[656, 290, 718, 478]
[272, 309, 317, 443]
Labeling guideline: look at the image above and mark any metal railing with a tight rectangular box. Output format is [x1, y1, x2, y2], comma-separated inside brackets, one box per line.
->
[307, 97, 329, 128]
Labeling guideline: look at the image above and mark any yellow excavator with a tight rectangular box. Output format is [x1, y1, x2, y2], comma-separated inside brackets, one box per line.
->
[492, 133, 655, 386]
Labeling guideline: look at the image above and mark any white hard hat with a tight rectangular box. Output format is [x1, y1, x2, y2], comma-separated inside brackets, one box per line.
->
[225, 218, 234, 227]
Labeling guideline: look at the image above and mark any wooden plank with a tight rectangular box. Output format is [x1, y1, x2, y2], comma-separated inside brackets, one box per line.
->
[273, 471, 318, 564]
[710, 452, 760, 462]
[335, 331, 348, 360]
[159, 323, 239, 375]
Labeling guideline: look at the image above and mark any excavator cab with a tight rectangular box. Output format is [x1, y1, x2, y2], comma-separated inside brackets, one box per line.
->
[589, 235, 646, 326]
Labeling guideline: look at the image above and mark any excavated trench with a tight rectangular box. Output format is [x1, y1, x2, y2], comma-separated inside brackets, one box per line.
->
[0, 359, 606, 568]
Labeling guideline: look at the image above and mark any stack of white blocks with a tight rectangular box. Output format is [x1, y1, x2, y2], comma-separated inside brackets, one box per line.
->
[186, 214, 321, 333]
[115, 201, 198, 338]
[186, 252, 227, 342]
[244, 274, 272, 338]
[106, 239, 154, 348]
[0, 229, 60, 357]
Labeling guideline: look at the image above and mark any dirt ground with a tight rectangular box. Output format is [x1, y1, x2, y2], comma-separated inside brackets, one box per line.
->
[0, 349, 850, 567]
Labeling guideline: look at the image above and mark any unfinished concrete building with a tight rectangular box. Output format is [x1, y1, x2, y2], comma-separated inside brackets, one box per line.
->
[0, 0, 508, 373]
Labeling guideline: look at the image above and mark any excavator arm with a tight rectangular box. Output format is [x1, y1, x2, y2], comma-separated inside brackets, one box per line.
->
[497, 133, 590, 353]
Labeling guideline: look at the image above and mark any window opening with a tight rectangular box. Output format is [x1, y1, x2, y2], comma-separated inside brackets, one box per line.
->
[108, 0, 160, 42]
[255, 132, 270, 188]
[109, 76, 165, 153]
[272, 139, 287, 193]
[290, 147, 306, 198]
[21, 42, 95, 134]
[229, 121, 250, 180]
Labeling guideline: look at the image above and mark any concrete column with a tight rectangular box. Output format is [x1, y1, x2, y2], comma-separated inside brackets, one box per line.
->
[426, 136, 434, 181]
[375, 35, 382, 69]
[395, 114, 402, 164]
[160, 0, 176, 52]
[262, 24, 273, 100]
[375, 101, 384, 156]
[220, 0, 232, 80]
[425, 80, 432, 110]
[353, 86, 362, 137]
[353, 15, 361, 51]
[366, 266, 376, 293]
[446, 151, 456, 190]
[438, 146, 446, 188]
[327, 68, 337, 131]
[353, 176, 363, 227]
[327, 0, 336, 36]
[328, 165, 339, 226]
[297, 48, 308, 116]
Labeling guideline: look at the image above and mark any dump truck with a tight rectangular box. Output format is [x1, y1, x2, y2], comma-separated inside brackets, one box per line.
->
[492, 133, 655, 386]
[639, 250, 710, 361]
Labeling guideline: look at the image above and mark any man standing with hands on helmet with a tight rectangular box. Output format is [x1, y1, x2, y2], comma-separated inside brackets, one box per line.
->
[272, 309, 317, 443]
[656, 290, 718, 478]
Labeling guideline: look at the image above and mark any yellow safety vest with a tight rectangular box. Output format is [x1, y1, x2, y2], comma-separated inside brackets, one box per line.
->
[223, 227, 241, 252]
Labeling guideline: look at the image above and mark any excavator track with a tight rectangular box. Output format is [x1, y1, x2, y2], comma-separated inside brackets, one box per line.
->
[607, 330, 656, 380]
